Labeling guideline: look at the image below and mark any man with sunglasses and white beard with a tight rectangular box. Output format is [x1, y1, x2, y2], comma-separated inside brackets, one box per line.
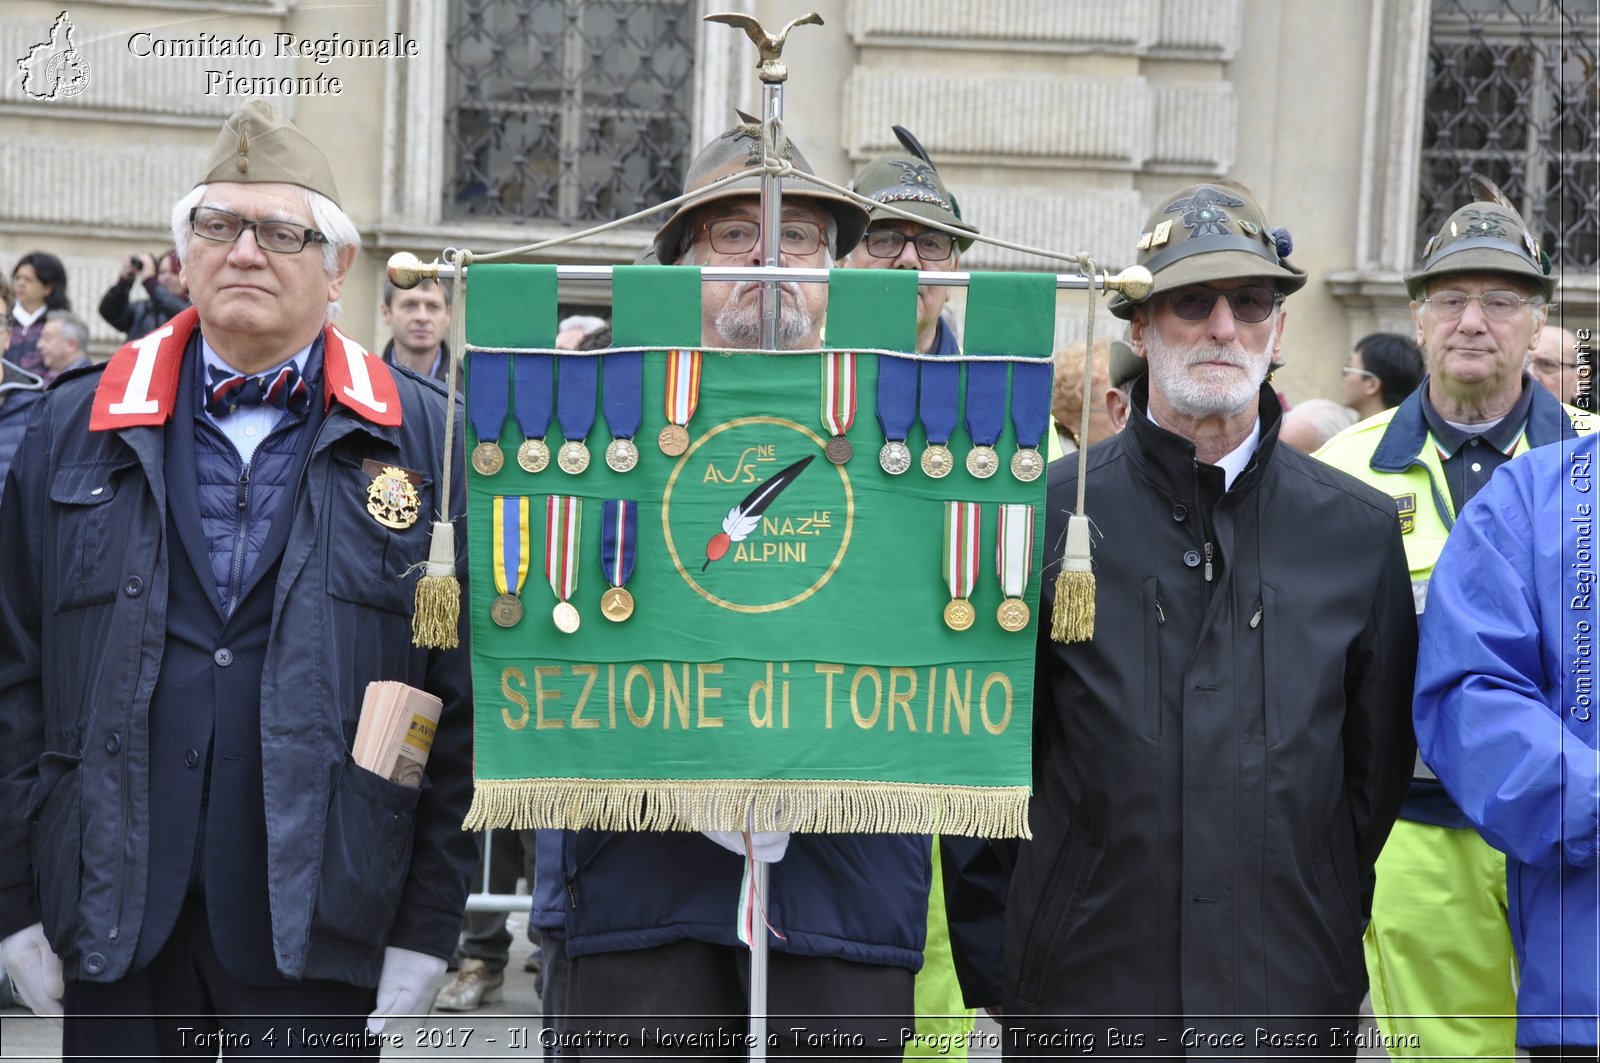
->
[1316, 184, 1591, 1061]
[996, 182, 1417, 1055]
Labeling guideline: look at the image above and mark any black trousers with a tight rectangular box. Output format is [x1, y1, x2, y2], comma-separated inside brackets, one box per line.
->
[565, 939, 913, 1059]
[62, 895, 378, 1061]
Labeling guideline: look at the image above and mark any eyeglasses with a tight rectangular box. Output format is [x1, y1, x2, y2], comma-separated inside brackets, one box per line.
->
[1420, 290, 1543, 322]
[694, 217, 824, 257]
[1339, 366, 1378, 380]
[189, 206, 328, 254]
[862, 227, 956, 263]
[1163, 285, 1281, 324]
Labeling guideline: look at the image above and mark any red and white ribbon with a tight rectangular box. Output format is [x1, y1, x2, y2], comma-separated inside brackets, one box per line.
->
[664, 348, 702, 428]
[820, 351, 857, 436]
[996, 503, 1035, 599]
[943, 501, 982, 601]
[545, 495, 583, 602]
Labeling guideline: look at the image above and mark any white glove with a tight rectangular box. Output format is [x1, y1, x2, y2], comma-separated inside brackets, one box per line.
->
[703, 829, 790, 863]
[366, 946, 446, 1035]
[1, 923, 64, 1016]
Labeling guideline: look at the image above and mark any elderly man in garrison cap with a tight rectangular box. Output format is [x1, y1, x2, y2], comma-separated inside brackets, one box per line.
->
[1316, 181, 1591, 1061]
[0, 100, 475, 1055]
[556, 120, 932, 1055]
[995, 182, 1417, 1053]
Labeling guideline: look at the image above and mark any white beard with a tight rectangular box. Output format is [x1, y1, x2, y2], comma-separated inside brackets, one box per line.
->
[1145, 317, 1276, 419]
[713, 281, 815, 349]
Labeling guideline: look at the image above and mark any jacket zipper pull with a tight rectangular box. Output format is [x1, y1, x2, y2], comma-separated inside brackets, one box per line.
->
[1155, 598, 1166, 624]
[1203, 542, 1214, 582]
[1250, 603, 1263, 629]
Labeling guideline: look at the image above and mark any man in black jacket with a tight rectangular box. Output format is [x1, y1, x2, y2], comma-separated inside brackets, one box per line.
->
[998, 183, 1417, 1056]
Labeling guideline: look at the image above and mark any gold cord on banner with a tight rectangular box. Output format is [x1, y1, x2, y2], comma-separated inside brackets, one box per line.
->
[411, 247, 471, 648]
[1051, 255, 1099, 644]
[462, 778, 1032, 840]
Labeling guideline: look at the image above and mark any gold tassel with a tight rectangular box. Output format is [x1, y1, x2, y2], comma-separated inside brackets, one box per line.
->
[1050, 513, 1095, 643]
[412, 519, 460, 648]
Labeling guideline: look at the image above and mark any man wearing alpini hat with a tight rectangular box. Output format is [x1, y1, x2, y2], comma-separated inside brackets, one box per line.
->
[0, 100, 476, 1054]
[556, 119, 935, 1054]
[1316, 179, 1591, 1060]
[995, 181, 1417, 1051]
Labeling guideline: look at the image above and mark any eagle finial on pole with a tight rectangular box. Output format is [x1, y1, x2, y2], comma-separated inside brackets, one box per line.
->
[704, 11, 824, 83]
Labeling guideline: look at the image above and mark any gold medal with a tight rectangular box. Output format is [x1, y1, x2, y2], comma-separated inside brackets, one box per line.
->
[943, 598, 975, 631]
[517, 438, 550, 474]
[658, 424, 690, 457]
[966, 445, 1000, 479]
[471, 441, 504, 476]
[365, 465, 421, 530]
[600, 586, 635, 622]
[605, 438, 639, 473]
[997, 597, 1030, 632]
[552, 600, 581, 634]
[921, 443, 954, 479]
[557, 440, 591, 475]
[879, 440, 912, 476]
[1010, 447, 1044, 482]
[824, 434, 852, 465]
[491, 593, 524, 628]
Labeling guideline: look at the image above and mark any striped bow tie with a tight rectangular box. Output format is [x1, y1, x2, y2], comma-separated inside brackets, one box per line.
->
[204, 363, 312, 418]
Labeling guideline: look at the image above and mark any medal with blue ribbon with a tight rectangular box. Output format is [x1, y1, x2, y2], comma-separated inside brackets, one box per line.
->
[603, 349, 642, 473]
[876, 352, 919, 475]
[513, 352, 554, 473]
[1010, 357, 1050, 482]
[468, 352, 511, 476]
[964, 358, 1007, 478]
[490, 495, 531, 627]
[995, 503, 1034, 631]
[556, 354, 597, 474]
[919, 356, 960, 479]
[546, 495, 583, 633]
[599, 499, 638, 622]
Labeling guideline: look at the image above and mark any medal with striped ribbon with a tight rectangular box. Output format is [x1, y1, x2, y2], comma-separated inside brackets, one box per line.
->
[820, 351, 857, 464]
[599, 499, 637, 622]
[490, 495, 530, 627]
[942, 501, 981, 631]
[545, 495, 583, 633]
[658, 348, 702, 457]
[995, 503, 1034, 631]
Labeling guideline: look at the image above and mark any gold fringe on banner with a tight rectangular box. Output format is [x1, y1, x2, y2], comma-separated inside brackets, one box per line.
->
[463, 779, 1032, 839]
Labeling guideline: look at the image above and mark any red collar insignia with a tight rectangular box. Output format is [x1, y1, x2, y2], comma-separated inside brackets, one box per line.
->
[91, 310, 401, 431]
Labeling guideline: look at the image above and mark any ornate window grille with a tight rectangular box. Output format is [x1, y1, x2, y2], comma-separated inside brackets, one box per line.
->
[1419, 0, 1598, 272]
[444, 0, 697, 226]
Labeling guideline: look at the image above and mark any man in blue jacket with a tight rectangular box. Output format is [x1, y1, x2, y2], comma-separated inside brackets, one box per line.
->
[1415, 431, 1598, 1056]
[0, 100, 476, 1056]
[0, 278, 45, 497]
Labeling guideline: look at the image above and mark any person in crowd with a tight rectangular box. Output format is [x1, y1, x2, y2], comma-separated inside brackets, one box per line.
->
[1280, 397, 1358, 452]
[993, 182, 1416, 1054]
[9, 251, 71, 383]
[36, 312, 94, 376]
[1316, 183, 1589, 1060]
[1051, 339, 1117, 455]
[0, 277, 44, 501]
[1527, 324, 1587, 407]
[99, 250, 190, 341]
[555, 314, 608, 352]
[0, 99, 476, 1056]
[380, 276, 458, 388]
[1414, 431, 1599, 1060]
[1342, 332, 1425, 421]
[558, 119, 930, 1055]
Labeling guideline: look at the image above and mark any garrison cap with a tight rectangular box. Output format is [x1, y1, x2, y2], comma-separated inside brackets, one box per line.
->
[652, 118, 868, 266]
[1108, 181, 1305, 320]
[851, 126, 977, 252]
[1406, 175, 1554, 300]
[198, 99, 340, 207]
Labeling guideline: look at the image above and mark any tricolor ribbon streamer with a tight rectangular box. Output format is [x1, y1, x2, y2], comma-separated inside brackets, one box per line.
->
[943, 501, 982, 601]
[545, 495, 582, 603]
[664, 348, 702, 428]
[820, 351, 857, 436]
[996, 503, 1034, 599]
[735, 835, 787, 950]
[492, 495, 531, 598]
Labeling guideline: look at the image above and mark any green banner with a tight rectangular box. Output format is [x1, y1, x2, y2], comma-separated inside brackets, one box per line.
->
[462, 264, 1055, 838]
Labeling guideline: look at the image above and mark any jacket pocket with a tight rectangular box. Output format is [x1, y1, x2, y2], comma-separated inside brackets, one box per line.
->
[28, 752, 83, 957]
[49, 459, 139, 611]
[1013, 821, 1102, 1010]
[325, 456, 434, 617]
[311, 757, 421, 949]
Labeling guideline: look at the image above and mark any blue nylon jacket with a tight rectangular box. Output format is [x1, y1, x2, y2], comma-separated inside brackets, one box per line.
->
[1415, 432, 1600, 1049]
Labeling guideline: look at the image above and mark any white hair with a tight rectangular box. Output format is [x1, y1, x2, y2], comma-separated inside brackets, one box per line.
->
[1282, 398, 1359, 448]
[559, 314, 609, 336]
[171, 183, 361, 318]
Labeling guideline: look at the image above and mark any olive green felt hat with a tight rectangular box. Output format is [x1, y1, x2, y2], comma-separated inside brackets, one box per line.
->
[851, 126, 977, 252]
[1405, 175, 1554, 300]
[197, 99, 340, 207]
